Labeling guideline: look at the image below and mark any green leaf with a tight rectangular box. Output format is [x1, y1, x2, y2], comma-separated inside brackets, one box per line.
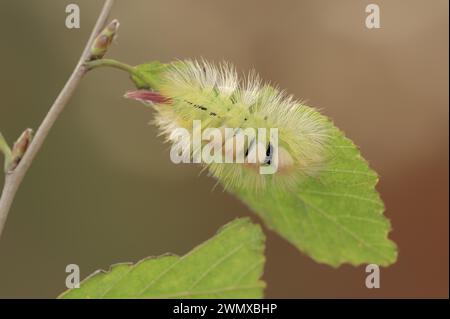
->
[229, 126, 397, 267]
[59, 218, 266, 299]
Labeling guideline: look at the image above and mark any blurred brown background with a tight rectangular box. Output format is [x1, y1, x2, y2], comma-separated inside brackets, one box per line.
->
[0, 0, 448, 298]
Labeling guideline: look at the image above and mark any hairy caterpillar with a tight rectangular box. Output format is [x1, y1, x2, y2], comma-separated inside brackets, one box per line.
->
[124, 60, 332, 191]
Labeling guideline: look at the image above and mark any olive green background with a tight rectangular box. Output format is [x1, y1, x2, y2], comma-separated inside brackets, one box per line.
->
[0, 0, 448, 298]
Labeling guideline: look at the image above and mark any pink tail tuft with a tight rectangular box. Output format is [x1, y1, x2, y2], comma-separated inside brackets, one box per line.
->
[124, 90, 172, 104]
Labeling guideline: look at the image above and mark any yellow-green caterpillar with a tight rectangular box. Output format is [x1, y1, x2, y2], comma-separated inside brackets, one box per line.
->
[125, 60, 332, 191]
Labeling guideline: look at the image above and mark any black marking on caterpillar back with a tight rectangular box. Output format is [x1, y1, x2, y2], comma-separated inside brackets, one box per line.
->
[264, 143, 273, 165]
[195, 104, 207, 111]
[183, 99, 222, 118]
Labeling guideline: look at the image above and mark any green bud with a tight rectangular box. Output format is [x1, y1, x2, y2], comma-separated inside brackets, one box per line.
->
[7, 128, 33, 172]
[88, 19, 120, 61]
[0, 132, 12, 173]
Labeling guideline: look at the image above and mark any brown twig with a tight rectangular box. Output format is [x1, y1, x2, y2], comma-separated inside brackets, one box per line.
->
[0, 0, 115, 238]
